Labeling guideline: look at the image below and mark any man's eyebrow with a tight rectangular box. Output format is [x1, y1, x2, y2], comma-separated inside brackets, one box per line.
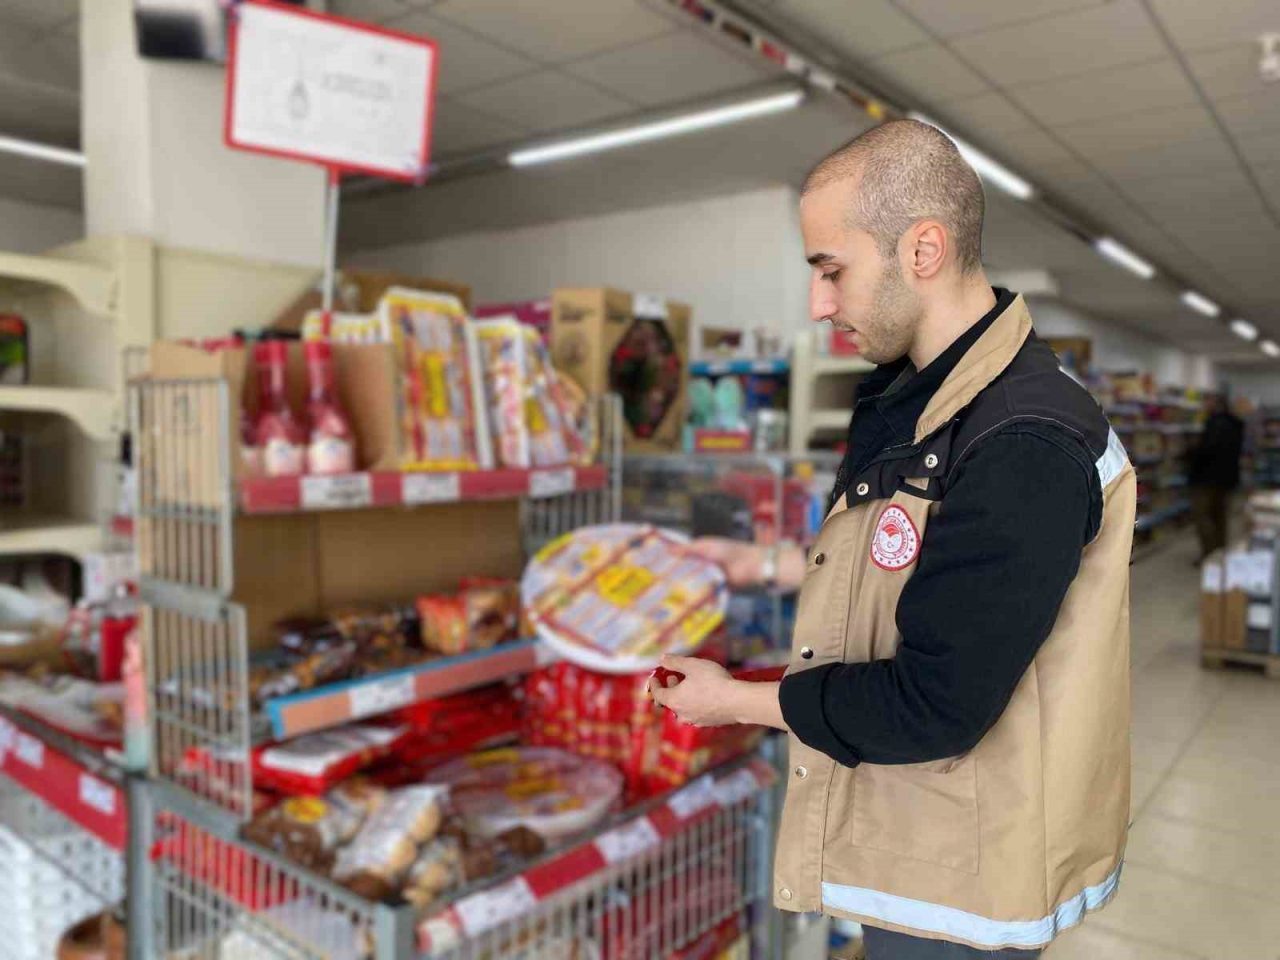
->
[806, 252, 836, 266]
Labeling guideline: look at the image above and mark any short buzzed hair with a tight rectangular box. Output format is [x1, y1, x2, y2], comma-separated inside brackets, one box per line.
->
[804, 119, 986, 274]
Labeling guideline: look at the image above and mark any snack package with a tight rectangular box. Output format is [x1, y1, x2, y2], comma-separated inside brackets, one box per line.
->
[418, 580, 518, 656]
[380, 287, 492, 471]
[427, 746, 622, 842]
[302, 309, 389, 344]
[252, 724, 408, 795]
[241, 794, 365, 873]
[521, 524, 727, 673]
[332, 784, 448, 895]
[248, 641, 359, 707]
[474, 318, 532, 469]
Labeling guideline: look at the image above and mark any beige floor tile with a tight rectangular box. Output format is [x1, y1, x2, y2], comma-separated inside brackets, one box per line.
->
[1182, 719, 1280, 767]
[1090, 862, 1280, 957]
[1129, 733, 1189, 773]
[1145, 773, 1280, 839]
[1045, 924, 1203, 959]
[1129, 763, 1167, 819]
[1170, 748, 1280, 793]
[1125, 813, 1280, 893]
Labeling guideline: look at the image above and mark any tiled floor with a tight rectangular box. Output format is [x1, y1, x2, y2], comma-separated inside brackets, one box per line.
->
[1047, 534, 1280, 960]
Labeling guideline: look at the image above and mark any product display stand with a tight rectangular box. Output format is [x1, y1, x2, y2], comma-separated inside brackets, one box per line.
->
[131, 369, 780, 958]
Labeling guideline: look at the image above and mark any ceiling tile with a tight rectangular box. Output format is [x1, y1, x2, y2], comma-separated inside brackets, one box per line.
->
[386, 11, 538, 95]
[1184, 44, 1274, 102]
[430, 95, 525, 155]
[455, 69, 635, 133]
[564, 30, 774, 107]
[1116, 167, 1257, 211]
[986, 126, 1077, 171]
[1147, 0, 1280, 54]
[931, 91, 1038, 136]
[891, 0, 1109, 39]
[1056, 103, 1220, 160]
[0, 0, 76, 32]
[1087, 133, 1239, 180]
[1009, 58, 1199, 128]
[330, 0, 417, 24]
[433, 0, 676, 64]
[948, 0, 1166, 88]
[773, 0, 929, 59]
[867, 42, 990, 102]
[1213, 90, 1280, 138]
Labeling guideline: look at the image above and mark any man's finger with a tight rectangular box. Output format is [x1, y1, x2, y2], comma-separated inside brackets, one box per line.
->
[661, 654, 700, 671]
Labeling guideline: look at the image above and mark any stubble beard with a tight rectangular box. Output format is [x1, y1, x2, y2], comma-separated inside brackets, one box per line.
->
[858, 259, 922, 366]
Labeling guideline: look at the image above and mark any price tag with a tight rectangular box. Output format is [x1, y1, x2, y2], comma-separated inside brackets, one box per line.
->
[668, 774, 717, 819]
[14, 732, 44, 769]
[633, 293, 668, 320]
[301, 473, 372, 510]
[455, 878, 537, 936]
[79, 773, 117, 816]
[402, 472, 461, 505]
[529, 468, 575, 499]
[712, 768, 760, 808]
[348, 674, 417, 720]
[595, 817, 661, 864]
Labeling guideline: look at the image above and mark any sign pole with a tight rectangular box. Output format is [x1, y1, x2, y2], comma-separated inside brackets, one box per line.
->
[321, 166, 341, 335]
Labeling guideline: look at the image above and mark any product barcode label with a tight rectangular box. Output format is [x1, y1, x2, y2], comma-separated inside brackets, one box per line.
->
[402, 471, 461, 504]
[595, 817, 661, 864]
[668, 774, 717, 819]
[712, 768, 760, 808]
[301, 473, 372, 510]
[529, 468, 575, 498]
[348, 674, 417, 719]
[455, 877, 537, 935]
[14, 732, 44, 769]
[79, 773, 116, 816]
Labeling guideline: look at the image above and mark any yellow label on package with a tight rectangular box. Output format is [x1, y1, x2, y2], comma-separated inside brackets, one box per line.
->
[597, 564, 655, 607]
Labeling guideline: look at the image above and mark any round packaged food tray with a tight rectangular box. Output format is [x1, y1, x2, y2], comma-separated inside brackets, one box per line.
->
[521, 523, 727, 674]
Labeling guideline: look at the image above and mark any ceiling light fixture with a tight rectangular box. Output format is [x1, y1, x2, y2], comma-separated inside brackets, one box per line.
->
[508, 88, 805, 168]
[1262, 340, 1280, 358]
[907, 112, 1035, 200]
[1093, 237, 1156, 280]
[1181, 290, 1221, 317]
[1230, 319, 1259, 341]
[0, 133, 85, 168]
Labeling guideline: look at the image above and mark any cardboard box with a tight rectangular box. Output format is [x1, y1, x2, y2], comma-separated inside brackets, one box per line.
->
[1200, 551, 1224, 652]
[550, 288, 690, 452]
[271, 268, 471, 334]
[1045, 336, 1092, 373]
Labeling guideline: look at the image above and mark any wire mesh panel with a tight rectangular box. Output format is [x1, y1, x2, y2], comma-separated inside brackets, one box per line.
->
[132, 377, 235, 595]
[0, 773, 126, 960]
[145, 600, 254, 820]
[522, 396, 623, 554]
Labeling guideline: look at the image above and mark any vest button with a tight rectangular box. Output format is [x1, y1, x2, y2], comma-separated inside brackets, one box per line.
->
[856, 482, 870, 496]
[800, 646, 814, 659]
[779, 887, 793, 901]
[813, 552, 825, 566]
[925, 453, 939, 469]
[794, 765, 808, 779]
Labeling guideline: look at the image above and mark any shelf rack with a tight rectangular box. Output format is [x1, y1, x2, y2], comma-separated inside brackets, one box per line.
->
[789, 327, 872, 455]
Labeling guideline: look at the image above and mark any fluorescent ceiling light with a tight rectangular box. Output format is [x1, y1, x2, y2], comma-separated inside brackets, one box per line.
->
[0, 133, 84, 168]
[1262, 340, 1280, 358]
[1180, 290, 1220, 317]
[1230, 319, 1258, 341]
[907, 112, 1034, 200]
[1093, 237, 1156, 280]
[509, 89, 805, 168]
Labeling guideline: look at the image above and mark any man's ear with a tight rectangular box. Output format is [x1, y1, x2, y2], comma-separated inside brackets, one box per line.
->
[908, 220, 947, 279]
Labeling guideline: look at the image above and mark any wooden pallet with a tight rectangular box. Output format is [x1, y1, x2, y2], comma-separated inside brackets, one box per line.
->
[1201, 647, 1280, 679]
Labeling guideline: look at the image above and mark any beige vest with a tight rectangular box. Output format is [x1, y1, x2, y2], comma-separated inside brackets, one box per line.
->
[773, 299, 1134, 950]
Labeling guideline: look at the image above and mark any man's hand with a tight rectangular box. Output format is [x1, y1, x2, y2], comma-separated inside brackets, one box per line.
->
[649, 655, 788, 731]
[686, 538, 807, 592]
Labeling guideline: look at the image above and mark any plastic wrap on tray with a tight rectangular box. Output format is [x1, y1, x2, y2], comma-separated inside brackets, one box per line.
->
[332, 783, 448, 898]
[252, 724, 408, 795]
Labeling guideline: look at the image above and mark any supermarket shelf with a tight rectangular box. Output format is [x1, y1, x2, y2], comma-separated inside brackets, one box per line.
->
[0, 705, 126, 849]
[0, 514, 102, 558]
[813, 355, 876, 376]
[809, 409, 851, 432]
[690, 358, 789, 377]
[418, 754, 777, 953]
[0, 385, 117, 440]
[263, 638, 558, 740]
[240, 464, 608, 514]
[0, 249, 116, 318]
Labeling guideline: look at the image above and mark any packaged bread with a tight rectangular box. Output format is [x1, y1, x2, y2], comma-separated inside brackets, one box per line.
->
[240, 794, 365, 873]
[332, 784, 448, 892]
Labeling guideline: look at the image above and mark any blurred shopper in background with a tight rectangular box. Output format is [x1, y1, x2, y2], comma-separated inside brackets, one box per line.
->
[1189, 393, 1245, 561]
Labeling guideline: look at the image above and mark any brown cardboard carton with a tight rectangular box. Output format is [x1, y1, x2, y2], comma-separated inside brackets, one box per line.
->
[1199, 551, 1224, 652]
[550, 288, 690, 452]
[1044, 336, 1092, 373]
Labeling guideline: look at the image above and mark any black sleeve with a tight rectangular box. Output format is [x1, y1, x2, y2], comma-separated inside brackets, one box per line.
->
[778, 424, 1100, 766]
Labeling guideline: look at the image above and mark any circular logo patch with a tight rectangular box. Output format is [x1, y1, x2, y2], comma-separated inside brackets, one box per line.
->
[870, 505, 920, 571]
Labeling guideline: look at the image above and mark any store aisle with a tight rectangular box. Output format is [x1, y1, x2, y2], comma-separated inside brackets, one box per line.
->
[1047, 533, 1280, 959]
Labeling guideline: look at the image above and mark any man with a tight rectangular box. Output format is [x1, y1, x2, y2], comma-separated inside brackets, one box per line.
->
[651, 120, 1134, 959]
[1188, 393, 1244, 561]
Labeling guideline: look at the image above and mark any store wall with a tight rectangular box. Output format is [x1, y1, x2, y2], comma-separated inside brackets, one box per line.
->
[0, 197, 84, 255]
[1220, 370, 1280, 406]
[1027, 296, 1215, 389]
[349, 185, 811, 343]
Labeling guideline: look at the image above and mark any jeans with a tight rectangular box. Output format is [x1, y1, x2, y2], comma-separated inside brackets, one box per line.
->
[862, 926, 1043, 959]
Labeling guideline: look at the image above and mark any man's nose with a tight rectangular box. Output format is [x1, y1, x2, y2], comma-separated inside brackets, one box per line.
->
[810, 275, 835, 323]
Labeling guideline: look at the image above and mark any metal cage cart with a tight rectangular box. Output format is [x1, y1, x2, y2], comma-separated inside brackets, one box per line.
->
[0, 705, 128, 960]
[131, 371, 781, 959]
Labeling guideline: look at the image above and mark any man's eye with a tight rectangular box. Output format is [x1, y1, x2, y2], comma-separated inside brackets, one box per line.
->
[823, 270, 842, 282]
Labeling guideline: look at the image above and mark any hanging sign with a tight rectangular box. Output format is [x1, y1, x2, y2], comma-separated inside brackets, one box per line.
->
[225, 0, 438, 181]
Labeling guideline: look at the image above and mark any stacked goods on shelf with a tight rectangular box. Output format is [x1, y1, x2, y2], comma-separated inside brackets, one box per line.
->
[1252, 406, 1280, 488]
[1200, 508, 1279, 674]
[686, 356, 789, 453]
